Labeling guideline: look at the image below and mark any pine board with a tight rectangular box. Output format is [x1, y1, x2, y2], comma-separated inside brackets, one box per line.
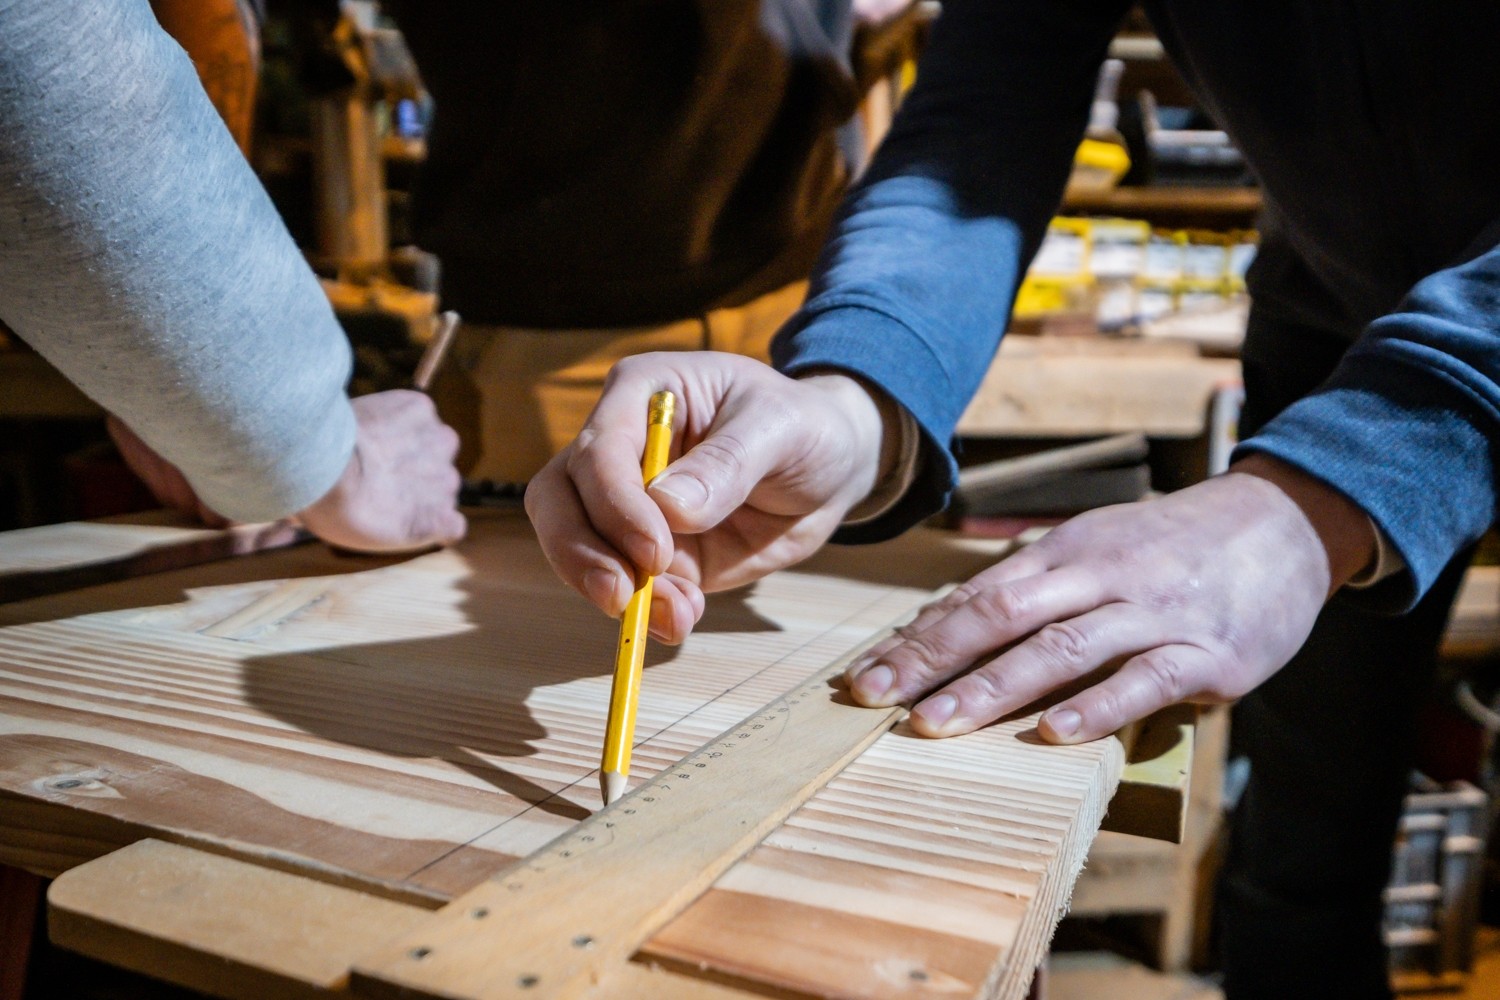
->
[0, 510, 306, 605]
[1, 511, 1126, 998]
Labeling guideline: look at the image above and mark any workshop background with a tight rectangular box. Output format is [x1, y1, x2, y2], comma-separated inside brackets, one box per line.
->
[3, 2, 1500, 999]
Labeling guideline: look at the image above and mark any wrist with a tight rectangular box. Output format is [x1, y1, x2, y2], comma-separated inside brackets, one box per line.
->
[1229, 453, 1378, 592]
[795, 371, 897, 511]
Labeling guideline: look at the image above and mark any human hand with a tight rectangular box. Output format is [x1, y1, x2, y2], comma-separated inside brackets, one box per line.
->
[526, 352, 893, 643]
[844, 454, 1378, 743]
[113, 391, 466, 552]
[296, 390, 466, 553]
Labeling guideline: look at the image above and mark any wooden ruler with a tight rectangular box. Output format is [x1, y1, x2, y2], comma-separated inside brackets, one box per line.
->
[351, 621, 916, 1000]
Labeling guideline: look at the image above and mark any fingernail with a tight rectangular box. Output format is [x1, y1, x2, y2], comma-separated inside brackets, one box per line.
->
[914, 693, 958, 729]
[647, 595, 670, 642]
[584, 567, 624, 614]
[623, 532, 658, 572]
[650, 473, 707, 510]
[1045, 708, 1081, 740]
[852, 664, 896, 705]
[844, 654, 875, 684]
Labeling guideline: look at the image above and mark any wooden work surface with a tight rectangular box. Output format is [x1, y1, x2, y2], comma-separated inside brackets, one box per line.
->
[0, 512, 1127, 999]
[959, 334, 1241, 438]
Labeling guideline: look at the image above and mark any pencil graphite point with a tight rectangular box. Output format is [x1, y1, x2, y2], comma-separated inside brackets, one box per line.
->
[601, 770, 627, 806]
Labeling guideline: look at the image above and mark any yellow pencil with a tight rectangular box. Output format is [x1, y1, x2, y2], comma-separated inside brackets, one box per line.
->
[600, 390, 677, 805]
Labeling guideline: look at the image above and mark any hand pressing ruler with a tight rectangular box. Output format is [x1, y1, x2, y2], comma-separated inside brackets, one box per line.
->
[350, 599, 1189, 1000]
[351, 621, 913, 1000]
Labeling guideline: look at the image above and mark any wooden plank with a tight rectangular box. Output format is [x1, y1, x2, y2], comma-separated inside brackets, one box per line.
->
[1072, 704, 1227, 971]
[49, 839, 433, 1000]
[0, 511, 307, 605]
[48, 840, 760, 1000]
[1102, 705, 1195, 844]
[1061, 185, 1263, 229]
[1442, 564, 1500, 661]
[959, 338, 1240, 438]
[349, 621, 919, 1000]
[0, 514, 1138, 999]
[0, 514, 994, 871]
[956, 434, 1149, 497]
[644, 713, 1123, 1000]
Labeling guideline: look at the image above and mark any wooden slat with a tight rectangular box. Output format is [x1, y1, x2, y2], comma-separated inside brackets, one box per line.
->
[48, 840, 760, 1000]
[1, 513, 1143, 999]
[0, 511, 307, 605]
[645, 713, 1123, 1000]
[49, 839, 432, 1000]
[1102, 705, 1195, 844]
[959, 336, 1241, 438]
[350, 625, 917, 1000]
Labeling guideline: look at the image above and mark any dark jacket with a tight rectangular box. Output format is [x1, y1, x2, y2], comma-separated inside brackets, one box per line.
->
[775, 0, 1500, 611]
[390, 1, 859, 327]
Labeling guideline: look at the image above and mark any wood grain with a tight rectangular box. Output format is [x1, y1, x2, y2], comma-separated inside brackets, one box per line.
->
[0, 511, 306, 605]
[48, 839, 762, 1000]
[959, 336, 1241, 438]
[351, 623, 917, 1000]
[50, 839, 431, 1000]
[3, 512, 1128, 999]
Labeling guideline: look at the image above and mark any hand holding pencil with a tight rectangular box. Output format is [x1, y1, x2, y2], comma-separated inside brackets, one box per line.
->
[599, 390, 677, 805]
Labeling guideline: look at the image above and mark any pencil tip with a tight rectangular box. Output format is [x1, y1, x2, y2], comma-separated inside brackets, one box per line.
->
[601, 771, 628, 806]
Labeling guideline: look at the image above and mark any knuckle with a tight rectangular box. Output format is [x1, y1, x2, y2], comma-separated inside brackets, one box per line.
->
[603, 355, 652, 390]
[1034, 621, 1090, 666]
[1090, 687, 1127, 728]
[974, 584, 1031, 624]
[883, 634, 948, 683]
[565, 431, 605, 474]
[947, 581, 982, 608]
[1206, 615, 1243, 654]
[1137, 650, 1191, 702]
[688, 434, 751, 479]
[962, 667, 1013, 707]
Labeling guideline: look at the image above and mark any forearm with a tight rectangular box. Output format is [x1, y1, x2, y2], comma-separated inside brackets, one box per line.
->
[773, 0, 1131, 538]
[0, 0, 355, 522]
[1235, 221, 1500, 610]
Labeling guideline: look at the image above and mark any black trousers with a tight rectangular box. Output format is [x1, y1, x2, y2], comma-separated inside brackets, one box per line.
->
[1216, 312, 1473, 999]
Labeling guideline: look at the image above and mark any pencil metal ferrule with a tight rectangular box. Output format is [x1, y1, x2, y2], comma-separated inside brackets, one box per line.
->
[648, 390, 676, 428]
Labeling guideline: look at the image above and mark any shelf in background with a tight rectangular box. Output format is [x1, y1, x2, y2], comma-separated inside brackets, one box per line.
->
[1063, 185, 1263, 230]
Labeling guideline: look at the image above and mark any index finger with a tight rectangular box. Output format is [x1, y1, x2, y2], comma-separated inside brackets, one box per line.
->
[526, 452, 641, 617]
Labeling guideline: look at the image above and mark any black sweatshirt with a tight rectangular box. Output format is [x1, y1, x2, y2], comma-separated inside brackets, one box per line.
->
[389, 1, 859, 328]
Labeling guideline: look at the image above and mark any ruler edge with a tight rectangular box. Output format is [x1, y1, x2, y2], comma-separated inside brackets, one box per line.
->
[346, 596, 945, 1000]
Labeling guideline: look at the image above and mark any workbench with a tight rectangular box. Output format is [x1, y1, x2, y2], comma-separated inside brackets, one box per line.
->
[0, 511, 1184, 1000]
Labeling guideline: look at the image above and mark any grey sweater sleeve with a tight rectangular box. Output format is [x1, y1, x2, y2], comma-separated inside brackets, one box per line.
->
[0, 0, 356, 522]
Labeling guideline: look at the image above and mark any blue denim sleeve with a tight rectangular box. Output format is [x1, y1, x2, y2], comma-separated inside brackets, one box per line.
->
[1235, 222, 1500, 612]
[0, 0, 356, 522]
[770, 0, 1131, 542]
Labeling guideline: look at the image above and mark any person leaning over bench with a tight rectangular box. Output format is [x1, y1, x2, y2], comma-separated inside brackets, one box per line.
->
[526, 3, 1500, 998]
